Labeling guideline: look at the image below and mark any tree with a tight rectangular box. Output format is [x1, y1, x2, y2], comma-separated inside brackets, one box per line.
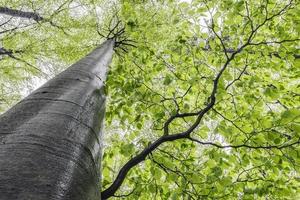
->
[1, 0, 300, 200]
[0, 0, 69, 112]
[102, 0, 300, 199]
[0, 39, 114, 200]
[0, 0, 105, 112]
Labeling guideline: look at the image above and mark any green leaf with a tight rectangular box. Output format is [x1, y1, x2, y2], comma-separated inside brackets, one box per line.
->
[281, 109, 300, 123]
[120, 144, 135, 156]
[206, 160, 217, 168]
[163, 74, 173, 85]
[274, 138, 281, 144]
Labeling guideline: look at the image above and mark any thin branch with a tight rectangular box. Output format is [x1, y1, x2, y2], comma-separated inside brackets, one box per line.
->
[188, 136, 300, 150]
[249, 38, 300, 46]
[112, 188, 136, 198]
[225, 63, 248, 90]
[0, 4, 71, 34]
[0, 47, 44, 74]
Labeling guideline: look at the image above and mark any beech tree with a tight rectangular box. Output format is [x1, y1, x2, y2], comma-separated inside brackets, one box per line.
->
[1, 0, 300, 200]
[0, 39, 114, 200]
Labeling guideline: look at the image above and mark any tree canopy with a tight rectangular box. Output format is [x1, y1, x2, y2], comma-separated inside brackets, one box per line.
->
[1, 0, 300, 199]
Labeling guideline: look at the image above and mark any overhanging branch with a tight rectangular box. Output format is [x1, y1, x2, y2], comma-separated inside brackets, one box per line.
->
[101, 1, 298, 199]
[0, 7, 44, 22]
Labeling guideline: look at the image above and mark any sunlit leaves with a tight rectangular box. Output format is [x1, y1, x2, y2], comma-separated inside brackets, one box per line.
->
[101, 0, 300, 199]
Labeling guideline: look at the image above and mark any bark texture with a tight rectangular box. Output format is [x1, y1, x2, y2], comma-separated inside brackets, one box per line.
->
[0, 39, 114, 200]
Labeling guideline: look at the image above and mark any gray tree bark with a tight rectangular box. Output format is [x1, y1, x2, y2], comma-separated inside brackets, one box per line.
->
[0, 39, 114, 200]
[0, 7, 44, 22]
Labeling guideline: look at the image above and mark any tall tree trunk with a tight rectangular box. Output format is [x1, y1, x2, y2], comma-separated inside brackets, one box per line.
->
[0, 39, 114, 200]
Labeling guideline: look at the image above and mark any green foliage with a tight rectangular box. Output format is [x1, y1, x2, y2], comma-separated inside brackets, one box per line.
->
[103, 0, 300, 199]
